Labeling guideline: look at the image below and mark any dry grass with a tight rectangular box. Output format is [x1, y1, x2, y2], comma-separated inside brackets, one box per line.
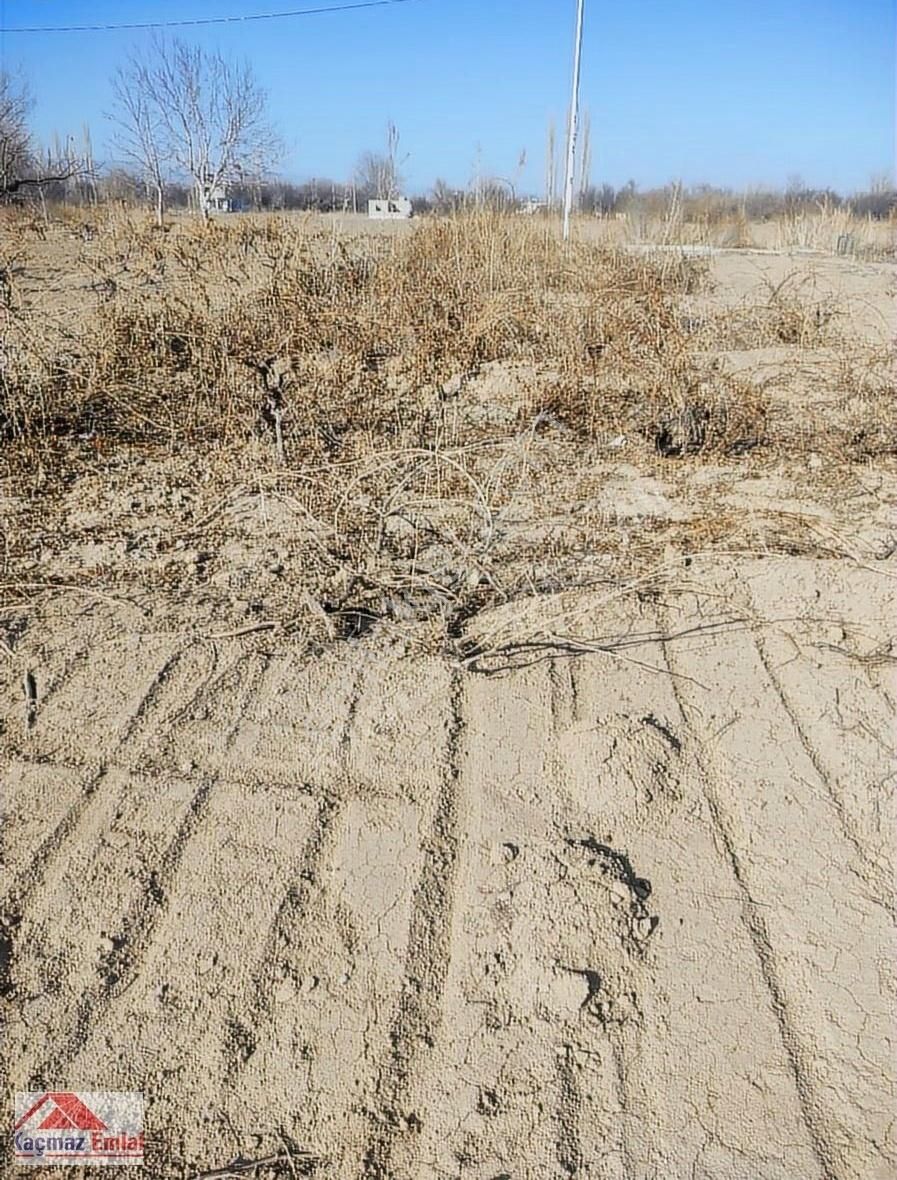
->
[1, 207, 893, 652]
[581, 201, 895, 258]
[772, 201, 894, 258]
[0, 208, 751, 456]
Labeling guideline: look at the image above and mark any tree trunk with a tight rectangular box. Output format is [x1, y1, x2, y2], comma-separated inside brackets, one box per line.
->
[195, 180, 210, 221]
[155, 185, 164, 228]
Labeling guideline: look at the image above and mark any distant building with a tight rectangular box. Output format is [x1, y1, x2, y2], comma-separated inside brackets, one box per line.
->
[368, 197, 413, 220]
[199, 178, 231, 214]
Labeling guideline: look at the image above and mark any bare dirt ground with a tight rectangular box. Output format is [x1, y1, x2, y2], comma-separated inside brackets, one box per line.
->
[1, 221, 895, 1178]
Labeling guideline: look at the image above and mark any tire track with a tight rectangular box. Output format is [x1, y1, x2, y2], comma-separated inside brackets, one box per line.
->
[125, 641, 220, 765]
[1, 766, 102, 927]
[555, 1043, 583, 1178]
[875, 678, 896, 715]
[660, 620, 840, 1180]
[208, 667, 372, 1175]
[28, 653, 271, 1088]
[223, 790, 342, 1089]
[747, 617, 894, 918]
[560, 617, 828, 1178]
[0, 759, 93, 883]
[362, 666, 465, 1179]
[548, 658, 577, 735]
[222, 663, 366, 1094]
[676, 754, 838, 1180]
[1, 644, 221, 917]
[15, 632, 183, 766]
[608, 1035, 637, 1180]
[27, 773, 215, 1090]
[3, 629, 95, 733]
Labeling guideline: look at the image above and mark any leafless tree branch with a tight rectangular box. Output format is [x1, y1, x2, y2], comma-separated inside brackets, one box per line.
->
[110, 37, 281, 220]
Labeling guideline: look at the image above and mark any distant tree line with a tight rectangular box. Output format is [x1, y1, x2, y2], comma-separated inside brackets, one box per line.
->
[49, 172, 897, 222]
[577, 179, 896, 221]
[2, 58, 894, 222]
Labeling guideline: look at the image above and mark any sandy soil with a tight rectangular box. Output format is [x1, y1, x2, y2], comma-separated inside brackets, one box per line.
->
[1, 240, 895, 1178]
[1, 555, 894, 1178]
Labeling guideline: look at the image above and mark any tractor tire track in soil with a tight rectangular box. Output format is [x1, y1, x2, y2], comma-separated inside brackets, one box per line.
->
[362, 668, 465, 1179]
[659, 583, 895, 1180]
[24, 653, 271, 1089]
[1, 555, 893, 1178]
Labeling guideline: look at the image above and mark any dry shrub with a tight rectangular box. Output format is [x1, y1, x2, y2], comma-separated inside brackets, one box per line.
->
[8, 209, 887, 483]
[1, 212, 725, 466]
[528, 258, 765, 456]
[710, 270, 840, 350]
[0, 211, 768, 640]
[0, 203, 49, 241]
[775, 346, 897, 461]
[533, 362, 767, 458]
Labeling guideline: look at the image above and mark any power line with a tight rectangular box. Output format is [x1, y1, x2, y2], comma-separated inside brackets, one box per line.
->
[0, 0, 421, 34]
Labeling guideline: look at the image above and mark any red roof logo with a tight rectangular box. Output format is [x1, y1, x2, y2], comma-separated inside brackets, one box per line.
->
[14, 1092, 108, 1133]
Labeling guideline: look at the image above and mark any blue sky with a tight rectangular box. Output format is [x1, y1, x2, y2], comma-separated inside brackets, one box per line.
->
[0, 0, 893, 194]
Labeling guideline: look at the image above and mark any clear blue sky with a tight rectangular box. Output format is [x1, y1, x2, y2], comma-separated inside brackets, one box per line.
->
[0, 0, 893, 195]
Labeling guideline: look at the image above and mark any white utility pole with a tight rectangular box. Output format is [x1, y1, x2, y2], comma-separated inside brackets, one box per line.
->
[562, 0, 586, 241]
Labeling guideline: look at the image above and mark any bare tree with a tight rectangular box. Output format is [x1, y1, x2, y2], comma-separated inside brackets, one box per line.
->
[577, 108, 592, 205]
[471, 141, 483, 206]
[545, 119, 557, 209]
[868, 170, 895, 194]
[355, 121, 405, 201]
[80, 124, 99, 206]
[515, 147, 528, 195]
[477, 177, 517, 211]
[110, 54, 169, 225]
[112, 38, 280, 221]
[0, 70, 33, 194]
[431, 177, 464, 214]
[355, 151, 390, 201]
[0, 73, 94, 211]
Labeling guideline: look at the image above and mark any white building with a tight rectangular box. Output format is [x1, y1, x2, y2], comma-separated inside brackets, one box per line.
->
[368, 197, 413, 220]
[199, 178, 231, 214]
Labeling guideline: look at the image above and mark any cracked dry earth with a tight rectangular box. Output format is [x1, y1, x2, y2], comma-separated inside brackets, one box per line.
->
[1, 555, 894, 1179]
